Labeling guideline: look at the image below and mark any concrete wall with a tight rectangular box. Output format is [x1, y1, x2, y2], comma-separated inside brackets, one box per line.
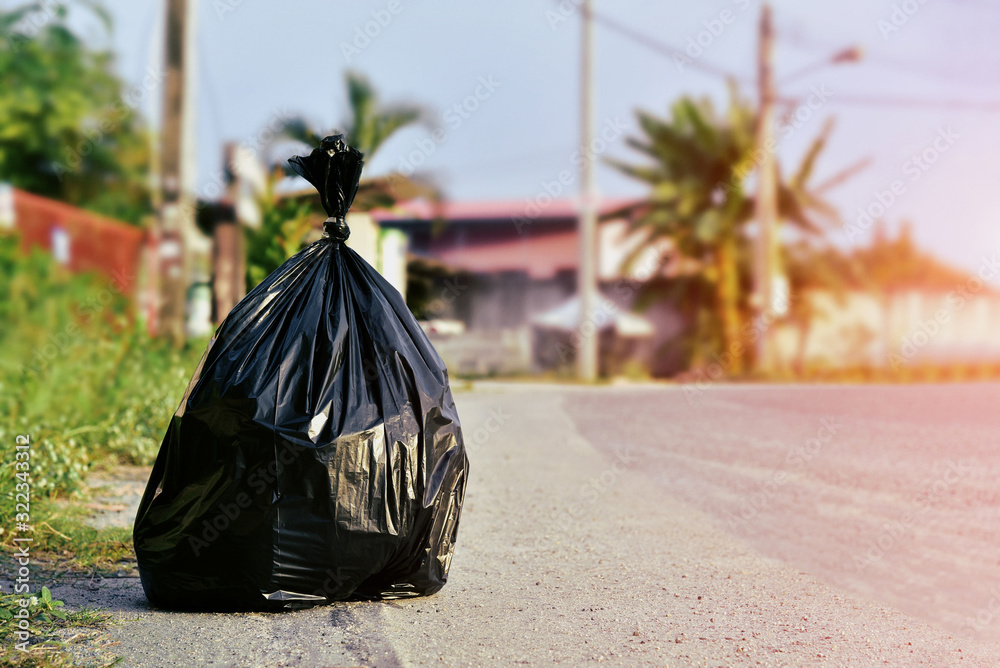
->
[346, 212, 408, 298]
[773, 289, 1000, 369]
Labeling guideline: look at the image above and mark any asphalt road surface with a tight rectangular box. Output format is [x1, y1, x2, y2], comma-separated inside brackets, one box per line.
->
[46, 383, 1000, 665]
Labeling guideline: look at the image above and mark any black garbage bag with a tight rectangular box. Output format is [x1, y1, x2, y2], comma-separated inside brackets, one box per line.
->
[133, 135, 469, 610]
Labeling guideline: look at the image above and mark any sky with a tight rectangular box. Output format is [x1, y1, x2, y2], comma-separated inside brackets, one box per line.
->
[57, 0, 1000, 278]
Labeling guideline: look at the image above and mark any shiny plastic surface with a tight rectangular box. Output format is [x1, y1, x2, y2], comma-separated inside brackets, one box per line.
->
[133, 136, 469, 610]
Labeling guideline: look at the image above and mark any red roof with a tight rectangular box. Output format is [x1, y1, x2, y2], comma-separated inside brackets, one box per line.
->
[436, 229, 578, 280]
[372, 197, 637, 222]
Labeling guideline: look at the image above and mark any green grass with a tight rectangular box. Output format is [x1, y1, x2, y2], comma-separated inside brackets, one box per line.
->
[0, 587, 120, 667]
[0, 235, 204, 571]
[3, 499, 135, 572]
[0, 235, 194, 663]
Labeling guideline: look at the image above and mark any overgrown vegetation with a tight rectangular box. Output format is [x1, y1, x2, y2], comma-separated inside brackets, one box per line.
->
[0, 235, 203, 569]
[244, 177, 316, 290]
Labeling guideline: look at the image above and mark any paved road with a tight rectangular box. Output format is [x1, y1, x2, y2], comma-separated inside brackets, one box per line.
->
[46, 384, 1000, 665]
[564, 382, 1000, 644]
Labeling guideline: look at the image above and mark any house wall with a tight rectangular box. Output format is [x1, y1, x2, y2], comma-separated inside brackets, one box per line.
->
[772, 289, 1000, 369]
[463, 271, 575, 331]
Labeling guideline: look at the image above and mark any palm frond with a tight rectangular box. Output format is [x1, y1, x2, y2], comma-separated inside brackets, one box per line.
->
[791, 117, 834, 190]
[276, 117, 323, 149]
[73, 0, 113, 33]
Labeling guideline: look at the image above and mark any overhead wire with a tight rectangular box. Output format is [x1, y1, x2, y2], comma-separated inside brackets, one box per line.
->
[587, 8, 1000, 112]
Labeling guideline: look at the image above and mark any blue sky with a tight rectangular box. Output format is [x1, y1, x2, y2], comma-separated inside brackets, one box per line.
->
[61, 0, 1000, 277]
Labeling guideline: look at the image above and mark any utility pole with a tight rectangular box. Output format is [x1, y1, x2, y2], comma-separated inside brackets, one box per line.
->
[752, 3, 779, 373]
[212, 143, 245, 325]
[577, 0, 599, 382]
[157, 0, 194, 346]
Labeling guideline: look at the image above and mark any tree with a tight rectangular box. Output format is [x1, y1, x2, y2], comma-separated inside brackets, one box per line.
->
[608, 87, 840, 373]
[244, 72, 437, 289]
[277, 70, 438, 211]
[0, 1, 151, 224]
[243, 166, 316, 289]
[281, 70, 424, 159]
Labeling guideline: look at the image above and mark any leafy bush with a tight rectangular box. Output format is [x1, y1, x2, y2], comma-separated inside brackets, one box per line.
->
[0, 234, 203, 568]
[244, 192, 316, 291]
[0, 236, 203, 494]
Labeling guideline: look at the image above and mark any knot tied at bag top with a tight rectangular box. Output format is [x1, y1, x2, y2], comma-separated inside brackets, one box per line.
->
[287, 133, 363, 243]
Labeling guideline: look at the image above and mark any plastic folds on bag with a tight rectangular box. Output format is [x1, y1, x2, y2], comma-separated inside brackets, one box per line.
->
[133, 135, 469, 610]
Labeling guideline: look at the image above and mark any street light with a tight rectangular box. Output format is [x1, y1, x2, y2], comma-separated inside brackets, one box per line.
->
[780, 46, 864, 85]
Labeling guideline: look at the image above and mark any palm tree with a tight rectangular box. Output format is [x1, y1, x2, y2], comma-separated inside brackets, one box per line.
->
[245, 72, 438, 289]
[607, 87, 842, 374]
[277, 70, 439, 210]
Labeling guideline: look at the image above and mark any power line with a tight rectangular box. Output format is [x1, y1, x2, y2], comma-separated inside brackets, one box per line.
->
[775, 16, 1000, 88]
[783, 94, 1000, 113]
[585, 8, 1000, 113]
[558, 3, 1000, 136]
[861, 55, 1000, 88]
[590, 10, 747, 82]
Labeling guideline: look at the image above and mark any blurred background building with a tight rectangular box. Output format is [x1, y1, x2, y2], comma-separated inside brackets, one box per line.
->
[4, 0, 1000, 382]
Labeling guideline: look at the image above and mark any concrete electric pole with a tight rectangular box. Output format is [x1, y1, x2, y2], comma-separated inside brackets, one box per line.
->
[752, 3, 779, 373]
[157, 0, 196, 346]
[577, 0, 599, 382]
